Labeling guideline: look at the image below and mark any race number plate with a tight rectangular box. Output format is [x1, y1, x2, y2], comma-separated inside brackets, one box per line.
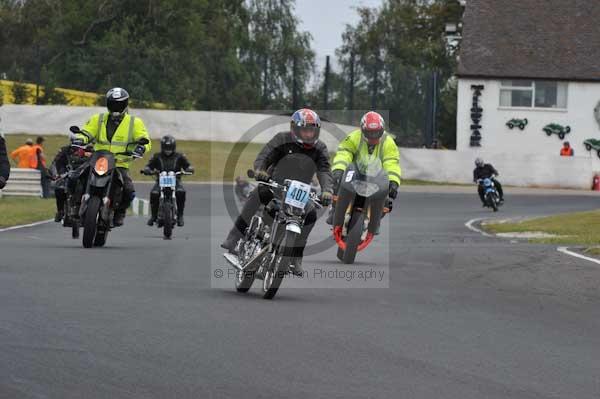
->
[159, 175, 176, 188]
[285, 180, 311, 209]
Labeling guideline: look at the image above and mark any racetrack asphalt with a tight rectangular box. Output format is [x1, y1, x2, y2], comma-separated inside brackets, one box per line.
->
[0, 183, 599, 398]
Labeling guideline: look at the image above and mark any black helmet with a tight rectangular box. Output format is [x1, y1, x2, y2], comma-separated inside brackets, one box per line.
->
[106, 87, 129, 120]
[161, 135, 176, 156]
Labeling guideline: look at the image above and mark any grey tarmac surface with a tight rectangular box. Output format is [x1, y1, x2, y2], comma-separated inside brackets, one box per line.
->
[1, 183, 599, 399]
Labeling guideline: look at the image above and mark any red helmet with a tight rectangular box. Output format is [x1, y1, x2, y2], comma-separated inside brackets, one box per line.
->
[360, 111, 385, 144]
[291, 108, 321, 148]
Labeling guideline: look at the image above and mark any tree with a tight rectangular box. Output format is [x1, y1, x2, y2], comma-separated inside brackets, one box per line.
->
[11, 81, 30, 104]
[332, 0, 462, 147]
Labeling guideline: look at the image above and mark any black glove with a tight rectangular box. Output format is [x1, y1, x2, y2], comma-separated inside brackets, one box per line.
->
[185, 167, 195, 174]
[142, 167, 152, 175]
[255, 170, 270, 182]
[133, 145, 146, 158]
[320, 191, 333, 207]
[388, 181, 399, 200]
[332, 169, 344, 186]
[0, 176, 6, 189]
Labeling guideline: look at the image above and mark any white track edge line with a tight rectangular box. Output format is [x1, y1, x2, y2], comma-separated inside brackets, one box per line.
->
[465, 218, 493, 237]
[557, 247, 600, 266]
[0, 219, 53, 233]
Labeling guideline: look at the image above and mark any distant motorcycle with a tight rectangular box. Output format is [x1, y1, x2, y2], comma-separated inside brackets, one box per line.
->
[141, 169, 193, 239]
[223, 170, 322, 299]
[332, 159, 389, 264]
[70, 126, 148, 248]
[478, 178, 501, 212]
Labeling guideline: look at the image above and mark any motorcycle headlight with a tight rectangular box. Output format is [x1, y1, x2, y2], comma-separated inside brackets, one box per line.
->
[94, 157, 108, 176]
[351, 180, 380, 197]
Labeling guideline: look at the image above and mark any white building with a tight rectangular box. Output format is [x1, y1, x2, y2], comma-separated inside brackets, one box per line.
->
[456, 0, 600, 157]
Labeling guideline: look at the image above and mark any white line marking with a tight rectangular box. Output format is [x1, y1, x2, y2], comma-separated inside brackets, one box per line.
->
[557, 247, 600, 266]
[0, 219, 53, 233]
[465, 218, 493, 237]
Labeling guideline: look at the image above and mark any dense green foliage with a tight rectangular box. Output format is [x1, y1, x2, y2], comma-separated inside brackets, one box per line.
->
[0, 0, 461, 146]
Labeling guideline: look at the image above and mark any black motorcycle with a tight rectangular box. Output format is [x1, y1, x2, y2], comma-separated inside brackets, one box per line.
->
[69, 126, 148, 248]
[332, 159, 389, 264]
[52, 143, 93, 239]
[223, 170, 321, 299]
[141, 169, 193, 239]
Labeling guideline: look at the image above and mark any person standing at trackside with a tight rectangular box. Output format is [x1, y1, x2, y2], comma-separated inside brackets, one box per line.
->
[221, 109, 334, 276]
[142, 135, 194, 227]
[0, 133, 10, 189]
[473, 158, 504, 205]
[74, 87, 151, 226]
[10, 138, 35, 168]
[326, 111, 401, 224]
[560, 141, 574, 156]
[33, 136, 51, 198]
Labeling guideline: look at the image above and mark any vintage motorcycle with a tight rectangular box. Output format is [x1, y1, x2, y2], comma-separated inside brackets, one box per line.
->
[332, 158, 390, 264]
[478, 177, 501, 212]
[141, 169, 193, 239]
[223, 170, 321, 299]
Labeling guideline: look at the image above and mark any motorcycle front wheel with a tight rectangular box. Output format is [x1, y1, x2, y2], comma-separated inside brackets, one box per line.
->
[263, 231, 296, 299]
[82, 196, 101, 248]
[337, 209, 364, 265]
[162, 201, 173, 239]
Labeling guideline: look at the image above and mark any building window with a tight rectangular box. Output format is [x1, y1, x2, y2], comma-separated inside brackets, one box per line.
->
[499, 80, 568, 109]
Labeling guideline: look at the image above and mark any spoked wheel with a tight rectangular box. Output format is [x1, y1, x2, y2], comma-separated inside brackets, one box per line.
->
[263, 232, 296, 299]
[489, 194, 499, 212]
[235, 269, 255, 293]
[82, 196, 101, 248]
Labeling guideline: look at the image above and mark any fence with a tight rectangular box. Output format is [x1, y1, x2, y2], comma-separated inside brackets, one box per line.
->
[1, 168, 42, 197]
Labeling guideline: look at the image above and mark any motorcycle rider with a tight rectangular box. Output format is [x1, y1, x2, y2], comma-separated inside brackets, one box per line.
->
[327, 111, 401, 224]
[473, 158, 504, 205]
[51, 136, 91, 223]
[142, 135, 193, 227]
[74, 87, 151, 226]
[221, 109, 334, 276]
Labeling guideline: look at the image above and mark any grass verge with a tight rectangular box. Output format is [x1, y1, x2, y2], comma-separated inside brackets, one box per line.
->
[0, 197, 55, 228]
[484, 210, 600, 245]
[5, 134, 460, 185]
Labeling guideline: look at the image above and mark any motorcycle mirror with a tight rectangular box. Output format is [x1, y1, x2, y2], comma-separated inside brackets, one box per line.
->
[69, 126, 81, 134]
[247, 169, 255, 179]
[137, 138, 150, 145]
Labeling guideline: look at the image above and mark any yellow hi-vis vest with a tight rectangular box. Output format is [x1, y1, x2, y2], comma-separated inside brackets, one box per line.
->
[331, 129, 401, 185]
[81, 113, 151, 169]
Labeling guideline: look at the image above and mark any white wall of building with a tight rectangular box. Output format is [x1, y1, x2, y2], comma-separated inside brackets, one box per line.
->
[401, 148, 596, 189]
[457, 78, 600, 156]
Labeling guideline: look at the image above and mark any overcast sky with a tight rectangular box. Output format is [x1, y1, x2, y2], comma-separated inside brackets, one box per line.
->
[295, 0, 384, 69]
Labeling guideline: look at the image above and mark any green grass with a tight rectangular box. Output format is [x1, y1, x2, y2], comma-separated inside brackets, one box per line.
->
[0, 197, 55, 228]
[5, 134, 263, 182]
[5, 134, 466, 185]
[484, 210, 600, 245]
